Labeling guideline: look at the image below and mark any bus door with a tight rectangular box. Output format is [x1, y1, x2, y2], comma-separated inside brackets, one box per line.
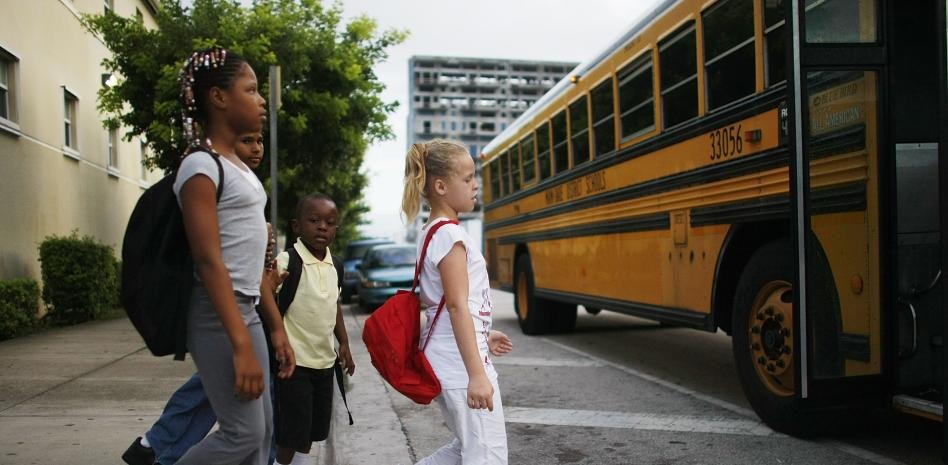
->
[789, 0, 887, 415]
[790, 0, 946, 423]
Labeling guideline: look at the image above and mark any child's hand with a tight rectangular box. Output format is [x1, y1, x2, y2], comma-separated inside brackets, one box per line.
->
[467, 374, 494, 411]
[271, 329, 296, 379]
[264, 266, 289, 291]
[338, 343, 355, 376]
[265, 222, 277, 271]
[233, 344, 264, 400]
[488, 330, 513, 357]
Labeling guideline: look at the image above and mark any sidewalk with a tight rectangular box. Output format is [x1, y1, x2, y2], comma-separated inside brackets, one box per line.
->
[0, 305, 413, 465]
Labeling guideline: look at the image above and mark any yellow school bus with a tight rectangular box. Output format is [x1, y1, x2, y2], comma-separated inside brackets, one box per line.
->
[480, 0, 947, 436]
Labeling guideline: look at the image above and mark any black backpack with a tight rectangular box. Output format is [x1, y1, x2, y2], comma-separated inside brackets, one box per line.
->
[121, 152, 223, 361]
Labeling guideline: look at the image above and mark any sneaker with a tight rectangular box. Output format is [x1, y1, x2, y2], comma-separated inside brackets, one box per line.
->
[121, 437, 155, 465]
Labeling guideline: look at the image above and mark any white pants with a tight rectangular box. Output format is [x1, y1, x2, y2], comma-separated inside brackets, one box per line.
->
[415, 381, 508, 465]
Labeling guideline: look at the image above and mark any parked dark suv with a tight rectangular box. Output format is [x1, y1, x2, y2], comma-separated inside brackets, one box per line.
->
[341, 238, 393, 303]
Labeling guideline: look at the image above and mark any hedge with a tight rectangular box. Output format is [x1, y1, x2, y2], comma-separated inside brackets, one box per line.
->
[0, 278, 40, 340]
[38, 231, 120, 326]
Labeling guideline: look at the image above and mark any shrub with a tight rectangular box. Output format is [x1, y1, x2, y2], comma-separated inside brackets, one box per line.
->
[38, 231, 119, 326]
[0, 279, 40, 340]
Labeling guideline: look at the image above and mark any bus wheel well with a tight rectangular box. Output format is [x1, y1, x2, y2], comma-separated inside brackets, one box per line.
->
[513, 244, 529, 278]
[713, 221, 788, 334]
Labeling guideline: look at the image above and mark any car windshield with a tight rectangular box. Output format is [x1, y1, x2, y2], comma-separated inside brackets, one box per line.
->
[348, 242, 389, 260]
[366, 247, 416, 268]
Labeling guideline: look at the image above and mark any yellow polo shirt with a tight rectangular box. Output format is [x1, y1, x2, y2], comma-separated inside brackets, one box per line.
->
[275, 239, 339, 370]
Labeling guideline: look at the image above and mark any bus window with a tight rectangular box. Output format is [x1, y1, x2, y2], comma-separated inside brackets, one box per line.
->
[764, 0, 787, 86]
[499, 150, 509, 197]
[509, 145, 522, 192]
[805, 0, 878, 44]
[703, 0, 756, 111]
[591, 78, 616, 157]
[552, 111, 569, 174]
[536, 122, 552, 180]
[660, 21, 698, 128]
[619, 54, 655, 140]
[569, 95, 590, 165]
[521, 134, 536, 184]
[489, 160, 501, 201]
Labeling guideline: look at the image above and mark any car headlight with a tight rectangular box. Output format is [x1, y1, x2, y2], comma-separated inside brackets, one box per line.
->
[361, 279, 391, 288]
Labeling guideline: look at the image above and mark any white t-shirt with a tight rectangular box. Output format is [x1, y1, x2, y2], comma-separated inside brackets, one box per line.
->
[417, 218, 497, 390]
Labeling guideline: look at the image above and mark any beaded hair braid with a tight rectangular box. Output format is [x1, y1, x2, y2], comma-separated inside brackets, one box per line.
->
[177, 47, 246, 150]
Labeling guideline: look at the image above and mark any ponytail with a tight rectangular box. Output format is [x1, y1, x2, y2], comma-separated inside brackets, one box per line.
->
[401, 139, 468, 223]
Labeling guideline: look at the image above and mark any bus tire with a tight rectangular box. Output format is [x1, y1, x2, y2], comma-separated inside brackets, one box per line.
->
[550, 301, 577, 333]
[515, 254, 552, 335]
[732, 240, 813, 437]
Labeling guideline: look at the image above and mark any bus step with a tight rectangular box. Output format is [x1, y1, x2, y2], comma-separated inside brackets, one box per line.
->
[892, 395, 943, 422]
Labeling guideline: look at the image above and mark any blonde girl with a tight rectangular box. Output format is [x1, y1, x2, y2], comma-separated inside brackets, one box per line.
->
[403, 139, 511, 465]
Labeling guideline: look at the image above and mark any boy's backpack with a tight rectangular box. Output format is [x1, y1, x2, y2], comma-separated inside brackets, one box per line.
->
[271, 245, 353, 425]
[121, 151, 223, 361]
[361, 219, 457, 405]
[276, 246, 344, 315]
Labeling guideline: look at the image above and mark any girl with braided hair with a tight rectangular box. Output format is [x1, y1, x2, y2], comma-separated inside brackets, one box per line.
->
[162, 47, 290, 465]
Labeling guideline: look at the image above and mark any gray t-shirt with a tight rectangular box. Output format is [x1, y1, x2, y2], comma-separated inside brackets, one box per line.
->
[172, 151, 267, 297]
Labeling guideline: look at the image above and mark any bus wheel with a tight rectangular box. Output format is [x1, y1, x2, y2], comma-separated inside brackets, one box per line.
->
[515, 254, 551, 335]
[551, 301, 577, 333]
[732, 241, 811, 436]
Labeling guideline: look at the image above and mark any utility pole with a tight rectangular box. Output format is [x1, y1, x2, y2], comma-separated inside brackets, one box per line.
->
[269, 65, 281, 234]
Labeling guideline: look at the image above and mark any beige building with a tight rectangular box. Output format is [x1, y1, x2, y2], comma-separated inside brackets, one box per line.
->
[0, 0, 161, 280]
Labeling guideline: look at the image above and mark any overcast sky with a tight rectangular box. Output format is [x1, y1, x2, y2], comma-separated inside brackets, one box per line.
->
[335, 0, 662, 240]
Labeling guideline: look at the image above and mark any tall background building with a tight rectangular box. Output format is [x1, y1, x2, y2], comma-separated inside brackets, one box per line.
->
[0, 0, 162, 280]
[405, 55, 577, 243]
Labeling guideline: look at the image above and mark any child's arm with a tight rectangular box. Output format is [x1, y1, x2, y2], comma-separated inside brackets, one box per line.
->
[179, 175, 263, 401]
[488, 330, 513, 356]
[259, 271, 296, 379]
[439, 242, 494, 411]
[333, 301, 355, 375]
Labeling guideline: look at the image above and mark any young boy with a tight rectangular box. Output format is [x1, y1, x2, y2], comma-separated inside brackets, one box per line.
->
[122, 131, 290, 465]
[274, 193, 355, 465]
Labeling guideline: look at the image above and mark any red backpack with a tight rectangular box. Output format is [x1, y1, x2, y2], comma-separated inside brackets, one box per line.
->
[361, 219, 457, 404]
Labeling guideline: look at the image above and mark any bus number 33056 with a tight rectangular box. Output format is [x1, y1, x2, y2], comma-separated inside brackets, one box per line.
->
[709, 124, 743, 161]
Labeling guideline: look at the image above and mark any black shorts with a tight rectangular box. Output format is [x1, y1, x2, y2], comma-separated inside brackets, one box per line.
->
[274, 365, 334, 450]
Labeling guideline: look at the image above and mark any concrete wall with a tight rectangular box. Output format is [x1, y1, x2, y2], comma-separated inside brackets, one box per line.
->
[0, 0, 161, 280]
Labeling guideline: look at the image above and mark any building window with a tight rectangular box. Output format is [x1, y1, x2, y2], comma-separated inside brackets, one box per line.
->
[0, 48, 18, 127]
[568, 95, 590, 166]
[551, 111, 568, 174]
[469, 144, 478, 156]
[520, 134, 536, 184]
[108, 128, 119, 169]
[140, 141, 148, 181]
[535, 122, 551, 180]
[590, 78, 615, 157]
[423, 121, 431, 134]
[618, 54, 655, 140]
[63, 89, 79, 151]
[703, 0, 756, 111]
[659, 21, 698, 128]
[764, 0, 787, 86]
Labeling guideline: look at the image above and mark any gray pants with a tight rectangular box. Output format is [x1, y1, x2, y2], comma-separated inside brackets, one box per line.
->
[176, 286, 272, 465]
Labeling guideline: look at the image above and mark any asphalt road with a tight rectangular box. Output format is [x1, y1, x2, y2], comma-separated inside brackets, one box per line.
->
[349, 290, 942, 465]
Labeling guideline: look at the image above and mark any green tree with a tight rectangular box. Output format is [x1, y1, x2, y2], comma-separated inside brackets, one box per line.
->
[83, 0, 406, 249]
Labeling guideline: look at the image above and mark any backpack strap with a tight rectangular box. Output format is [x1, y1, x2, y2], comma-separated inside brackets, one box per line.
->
[414, 219, 459, 352]
[277, 247, 304, 316]
[209, 152, 224, 202]
[333, 360, 354, 425]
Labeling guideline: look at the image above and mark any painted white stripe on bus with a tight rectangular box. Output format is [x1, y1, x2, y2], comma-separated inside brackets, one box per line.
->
[539, 337, 907, 465]
[505, 407, 777, 437]
[491, 356, 604, 367]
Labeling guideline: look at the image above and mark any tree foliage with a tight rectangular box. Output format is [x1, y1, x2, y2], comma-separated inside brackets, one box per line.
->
[83, 0, 406, 248]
